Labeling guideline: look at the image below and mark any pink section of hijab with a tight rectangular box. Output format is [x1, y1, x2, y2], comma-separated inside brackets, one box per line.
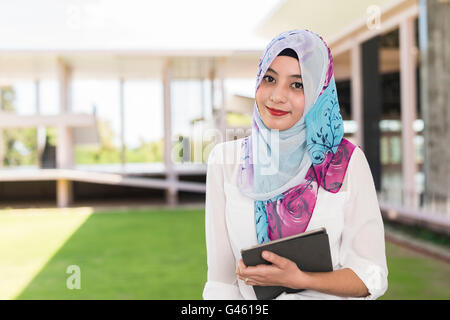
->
[267, 138, 356, 241]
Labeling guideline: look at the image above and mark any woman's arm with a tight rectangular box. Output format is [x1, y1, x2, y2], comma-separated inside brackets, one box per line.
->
[301, 268, 369, 297]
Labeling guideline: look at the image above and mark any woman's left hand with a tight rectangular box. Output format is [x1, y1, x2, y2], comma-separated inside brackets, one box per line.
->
[236, 251, 309, 289]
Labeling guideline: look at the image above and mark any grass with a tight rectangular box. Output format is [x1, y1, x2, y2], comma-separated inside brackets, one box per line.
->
[2, 208, 207, 300]
[0, 208, 93, 299]
[0, 207, 449, 300]
[381, 241, 450, 300]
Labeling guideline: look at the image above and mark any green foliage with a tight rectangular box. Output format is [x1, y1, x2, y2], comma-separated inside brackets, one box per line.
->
[226, 112, 252, 127]
[172, 135, 216, 164]
[75, 139, 165, 165]
[45, 127, 57, 146]
[2, 128, 38, 166]
[126, 138, 163, 163]
[384, 220, 450, 249]
[75, 145, 121, 164]
[1, 86, 38, 166]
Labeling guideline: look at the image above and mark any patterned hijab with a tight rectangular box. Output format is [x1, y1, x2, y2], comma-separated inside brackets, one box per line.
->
[237, 29, 356, 244]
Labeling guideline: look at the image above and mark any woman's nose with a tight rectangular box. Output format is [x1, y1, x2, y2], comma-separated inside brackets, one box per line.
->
[269, 86, 288, 104]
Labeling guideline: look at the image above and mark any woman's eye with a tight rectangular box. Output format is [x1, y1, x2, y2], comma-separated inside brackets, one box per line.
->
[263, 75, 275, 83]
[292, 82, 304, 89]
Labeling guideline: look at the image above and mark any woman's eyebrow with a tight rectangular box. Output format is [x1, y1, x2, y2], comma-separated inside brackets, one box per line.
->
[267, 67, 302, 79]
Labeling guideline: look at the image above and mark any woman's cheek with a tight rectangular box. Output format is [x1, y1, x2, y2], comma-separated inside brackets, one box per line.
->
[255, 92, 265, 112]
[292, 98, 305, 120]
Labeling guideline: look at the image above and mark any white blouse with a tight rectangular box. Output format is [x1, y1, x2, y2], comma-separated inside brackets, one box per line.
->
[202, 138, 388, 300]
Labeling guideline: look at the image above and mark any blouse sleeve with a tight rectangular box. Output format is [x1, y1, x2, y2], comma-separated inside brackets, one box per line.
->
[339, 147, 389, 300]
[202, 143, 244, 300]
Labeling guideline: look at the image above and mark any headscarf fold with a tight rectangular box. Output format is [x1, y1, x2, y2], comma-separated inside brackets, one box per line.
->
[237, 30, 356, 244]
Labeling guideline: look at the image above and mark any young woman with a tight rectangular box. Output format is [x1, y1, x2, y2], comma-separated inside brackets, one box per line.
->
[203, 29, 388, 300]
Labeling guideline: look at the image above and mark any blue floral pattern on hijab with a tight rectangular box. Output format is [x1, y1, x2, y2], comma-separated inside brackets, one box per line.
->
[305, 79, 344, 164]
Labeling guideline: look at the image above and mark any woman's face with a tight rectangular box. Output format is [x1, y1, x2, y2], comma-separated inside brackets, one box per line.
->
[256, 55, 305, 131]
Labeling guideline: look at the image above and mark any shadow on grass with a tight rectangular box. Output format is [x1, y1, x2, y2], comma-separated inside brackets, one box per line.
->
[17, 209, 207, 300]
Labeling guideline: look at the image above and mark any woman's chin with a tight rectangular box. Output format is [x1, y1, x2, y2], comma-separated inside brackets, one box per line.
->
[264, 120, 292, 131]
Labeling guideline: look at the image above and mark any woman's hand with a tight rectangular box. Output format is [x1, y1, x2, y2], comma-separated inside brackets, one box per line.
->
[236, 251, 310, 289]
[236, 251, 370, 297]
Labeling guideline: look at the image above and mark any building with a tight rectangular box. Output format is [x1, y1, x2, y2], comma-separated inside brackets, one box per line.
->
[0, 0, 448, 233]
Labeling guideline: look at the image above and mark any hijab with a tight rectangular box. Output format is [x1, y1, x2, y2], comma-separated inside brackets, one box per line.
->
[237, 29, 356, 244]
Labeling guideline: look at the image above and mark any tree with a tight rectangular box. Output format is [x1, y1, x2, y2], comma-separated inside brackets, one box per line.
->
[0, 86, 37, 166]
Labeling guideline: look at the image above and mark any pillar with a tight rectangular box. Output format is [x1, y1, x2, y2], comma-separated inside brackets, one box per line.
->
[0, 87, 3, 168]
[56, 58, 74, 208]
[351, 44, 364, 148]
[217, 58, 226, 140]
[422, 0, 450, 209]
[163, 59, 178, 206]
[400, 17, 419, 208]
[362, 36, 382, 191]
[120, 77, 126, 172]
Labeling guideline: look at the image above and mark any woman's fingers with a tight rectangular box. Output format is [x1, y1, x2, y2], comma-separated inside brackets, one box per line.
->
[262, 251, 290, 269]
[240, 275, 261, 286]
[236, 258, 246, 275]
[236, 252, 300, 288]
[237, 254, 293, 287]
[245, 279, 258, 286]
[238, 258, 246, 270]
[236, 259, 262, 285]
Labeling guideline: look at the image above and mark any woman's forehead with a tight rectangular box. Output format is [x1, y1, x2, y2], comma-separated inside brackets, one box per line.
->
[267, 56, 302, 75]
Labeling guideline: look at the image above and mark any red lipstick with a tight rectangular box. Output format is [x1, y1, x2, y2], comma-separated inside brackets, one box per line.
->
[266, 106, 289, 116]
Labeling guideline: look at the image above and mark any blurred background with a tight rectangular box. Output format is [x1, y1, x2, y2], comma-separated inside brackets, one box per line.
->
[0, 0, 448, 300]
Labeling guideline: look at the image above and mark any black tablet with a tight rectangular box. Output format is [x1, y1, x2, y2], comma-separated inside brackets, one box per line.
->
[240, 227, 333, 300]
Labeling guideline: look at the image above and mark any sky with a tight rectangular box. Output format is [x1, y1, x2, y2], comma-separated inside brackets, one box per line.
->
[2, 0, 278, 148]
[0, 0, 283, 50]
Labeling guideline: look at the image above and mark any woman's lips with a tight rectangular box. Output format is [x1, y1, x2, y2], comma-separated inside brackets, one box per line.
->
[266, 106, 290, 116]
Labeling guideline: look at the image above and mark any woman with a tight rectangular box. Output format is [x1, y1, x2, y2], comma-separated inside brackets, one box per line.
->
[203, 29, 388, 300]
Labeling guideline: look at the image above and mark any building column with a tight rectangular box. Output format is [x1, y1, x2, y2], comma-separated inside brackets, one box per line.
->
[57, 179, 73, 208]
[35, 79, 46, 169]
[56, 58, 74, 208]
[362, 36, 382, 191]
[209, 63, 217, 130]
[119, 77, 126, 173]
[422, 0, 450, 210]
[217, 58, 226, 141]
[400, 17, 419, 208]
[163, 59, 178, 206]
[0, 87, 3, 168]
[0, 129, 3, 168]
[351, 44, 364, 149]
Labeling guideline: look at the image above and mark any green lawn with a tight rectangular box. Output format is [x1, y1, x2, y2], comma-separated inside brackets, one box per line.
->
[0, 207, 448, 300]
[2, 208, 207, 300]
[381, 241, 450, 300]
